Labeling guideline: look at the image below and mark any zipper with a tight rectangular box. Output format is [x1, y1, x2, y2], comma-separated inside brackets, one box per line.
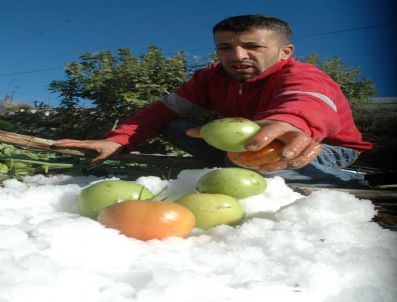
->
[238, 83, 244, 95]
[237, 83, 244, 115]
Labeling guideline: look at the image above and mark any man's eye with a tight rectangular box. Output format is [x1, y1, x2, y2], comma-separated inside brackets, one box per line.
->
[216, 46, 231, 50]
[245, 45, 263, 49]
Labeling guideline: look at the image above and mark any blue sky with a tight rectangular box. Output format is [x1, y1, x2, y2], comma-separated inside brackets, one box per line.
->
[1, 0, 396, 107]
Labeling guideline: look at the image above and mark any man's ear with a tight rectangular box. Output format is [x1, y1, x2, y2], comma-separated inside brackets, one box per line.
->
[280, 44, 295, 60]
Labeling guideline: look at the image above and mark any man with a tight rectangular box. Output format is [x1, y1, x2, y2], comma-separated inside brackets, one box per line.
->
[55, 14, 372, 188]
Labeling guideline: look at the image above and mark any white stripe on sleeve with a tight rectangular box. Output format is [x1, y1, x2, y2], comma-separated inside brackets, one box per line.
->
[276, 90, 337, 112]
[161, 92, 210, 117]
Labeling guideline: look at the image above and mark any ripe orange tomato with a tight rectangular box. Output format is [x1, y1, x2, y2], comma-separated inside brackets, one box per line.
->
[227, 140, 284, 169]
[97, 200, 196, 241]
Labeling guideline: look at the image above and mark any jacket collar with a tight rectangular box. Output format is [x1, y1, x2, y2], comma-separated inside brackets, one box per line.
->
[214, 57, 293, 83]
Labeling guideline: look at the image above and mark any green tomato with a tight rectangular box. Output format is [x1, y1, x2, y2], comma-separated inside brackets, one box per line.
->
[78, 179, 154, 219]
[175, 193, 244, 230]
[196, 168, 266, 199]
[200, 117, 261, 152]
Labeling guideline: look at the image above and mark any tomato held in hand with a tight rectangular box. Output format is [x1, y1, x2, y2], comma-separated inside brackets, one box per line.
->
[97, 200, 196, 241]
[227, 140, 284, 169]
[200, 118, 261, 152]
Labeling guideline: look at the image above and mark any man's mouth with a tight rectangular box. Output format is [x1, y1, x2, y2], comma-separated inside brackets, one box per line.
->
[231, 63, 254, 72]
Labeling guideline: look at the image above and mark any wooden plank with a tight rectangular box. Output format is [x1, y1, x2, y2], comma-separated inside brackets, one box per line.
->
[290, 186, 397, 201]
[0, 130, 209, 167]
[0, 130, 95, 157]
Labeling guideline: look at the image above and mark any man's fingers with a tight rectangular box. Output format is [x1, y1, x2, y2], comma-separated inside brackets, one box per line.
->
[255, 142, 321, 172]
[245, 123, 288, 151]
[280, 134, 312, 160]
[186, 127, 202, 138]
[287, 142, 323, 169]
[90, 154, 108, 166]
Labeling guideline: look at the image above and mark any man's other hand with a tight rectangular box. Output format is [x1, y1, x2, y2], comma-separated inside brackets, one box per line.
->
[53, 139, 123, 166]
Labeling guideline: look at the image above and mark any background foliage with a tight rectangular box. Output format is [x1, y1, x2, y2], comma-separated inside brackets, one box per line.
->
[50, 46, 189, 110]
[300, 53, 376, 108]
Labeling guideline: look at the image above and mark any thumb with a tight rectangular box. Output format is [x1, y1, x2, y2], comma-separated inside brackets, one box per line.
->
[186, 127, 202, 138]
[90, 155, 107, 166]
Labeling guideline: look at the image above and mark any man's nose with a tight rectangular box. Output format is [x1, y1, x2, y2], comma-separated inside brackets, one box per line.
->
[231, 46, 249, 60]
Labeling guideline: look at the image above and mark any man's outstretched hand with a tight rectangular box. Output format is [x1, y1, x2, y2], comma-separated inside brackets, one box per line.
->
[186, 120, 322, 172]
[245, 120, 323, 172]
[53, 139, 123, 166]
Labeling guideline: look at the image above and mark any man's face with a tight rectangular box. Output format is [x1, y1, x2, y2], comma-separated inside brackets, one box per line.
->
[214, 29, 293, 81]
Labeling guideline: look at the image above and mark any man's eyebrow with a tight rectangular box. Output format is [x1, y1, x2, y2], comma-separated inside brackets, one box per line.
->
[242, 41, 265, 45]
[217, 41, 265, 45]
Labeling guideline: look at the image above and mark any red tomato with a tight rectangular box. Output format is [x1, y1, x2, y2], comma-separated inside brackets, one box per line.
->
[227, 140, 284, 169]
[97, 200, 196, 241]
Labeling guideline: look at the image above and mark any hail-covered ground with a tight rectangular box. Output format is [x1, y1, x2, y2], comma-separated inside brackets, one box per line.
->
[0, 169, 396, 302]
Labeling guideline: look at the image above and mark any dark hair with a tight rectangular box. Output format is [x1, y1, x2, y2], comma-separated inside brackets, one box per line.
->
[212, 14, 292, 44]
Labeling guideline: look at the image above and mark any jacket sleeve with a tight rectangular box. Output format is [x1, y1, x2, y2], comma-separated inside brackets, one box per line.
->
[104, 101, 178, 148]
[104, 68, 212, 149]
[254, 69, 342, 141]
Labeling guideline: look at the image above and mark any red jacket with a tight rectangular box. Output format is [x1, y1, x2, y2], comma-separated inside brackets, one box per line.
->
[105, 58, 372, 152]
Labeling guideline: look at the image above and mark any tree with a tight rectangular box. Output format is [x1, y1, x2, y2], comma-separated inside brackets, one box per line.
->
[301, 53, 376, 108]
[49, 46, 188, 117]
